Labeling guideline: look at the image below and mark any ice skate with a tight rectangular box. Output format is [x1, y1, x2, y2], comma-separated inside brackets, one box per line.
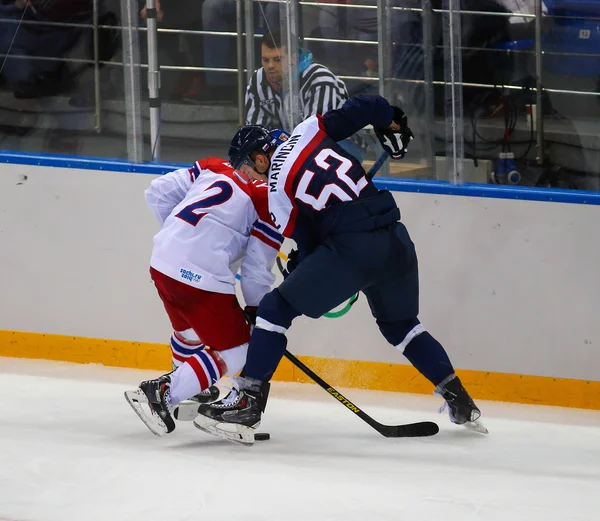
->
[188, 385, 220, 404]
[436, 375, 488, 434]
[193, 379, 270, 445]
[172, 385, 222, 421]
[124, 374, 175, 436]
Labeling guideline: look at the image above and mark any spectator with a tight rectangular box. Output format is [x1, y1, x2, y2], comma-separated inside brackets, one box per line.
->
[0, 0, 93, 98]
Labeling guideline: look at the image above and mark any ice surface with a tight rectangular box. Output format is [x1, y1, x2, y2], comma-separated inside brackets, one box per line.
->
[2, 357, 600, 521]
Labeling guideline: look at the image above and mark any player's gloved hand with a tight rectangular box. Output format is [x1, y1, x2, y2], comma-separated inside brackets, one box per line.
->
[243, 306, 258, 325]
[375, 106, 414, 160]
[282, 249, 299, 279]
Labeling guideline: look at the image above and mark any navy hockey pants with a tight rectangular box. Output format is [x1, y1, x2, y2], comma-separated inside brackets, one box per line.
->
[242, 219, 423, 385]
[279, 220, 419, 345]
[244, 195, 455, 385]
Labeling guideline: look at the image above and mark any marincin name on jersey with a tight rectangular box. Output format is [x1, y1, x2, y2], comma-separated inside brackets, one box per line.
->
[270, 134, 301, 192]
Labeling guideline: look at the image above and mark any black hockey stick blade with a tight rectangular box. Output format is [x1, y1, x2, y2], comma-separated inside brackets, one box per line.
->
[283, 351, 439, 438]
[377, 421, 439, 438]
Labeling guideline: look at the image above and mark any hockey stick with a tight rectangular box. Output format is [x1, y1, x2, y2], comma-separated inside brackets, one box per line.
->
[366, 150, 390, 180]
[283, 351, 439, 438]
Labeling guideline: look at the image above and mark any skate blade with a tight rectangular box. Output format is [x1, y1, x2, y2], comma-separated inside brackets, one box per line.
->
[124, 389, 168, 437]
[173, 400, 201, 422]
[193, 416, 257, 446]
[464, 418, 489, 434]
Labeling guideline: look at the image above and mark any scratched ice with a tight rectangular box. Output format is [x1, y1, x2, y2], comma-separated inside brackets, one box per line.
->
[1, 358, 599, 521]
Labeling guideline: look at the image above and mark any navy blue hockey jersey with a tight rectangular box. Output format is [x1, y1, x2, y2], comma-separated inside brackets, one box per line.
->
[266, 95, 397, 251]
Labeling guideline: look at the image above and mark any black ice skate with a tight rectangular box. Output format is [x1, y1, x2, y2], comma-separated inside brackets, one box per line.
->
[124, 374, 176, 436]
[436, 375, 488, 434]
[193, 380, 270, 445]
[189, 385, 220, 404]
[171, 385, 222, 422]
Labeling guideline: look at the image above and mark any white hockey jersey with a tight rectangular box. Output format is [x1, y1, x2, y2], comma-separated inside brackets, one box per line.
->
[145, 157, 283, 306]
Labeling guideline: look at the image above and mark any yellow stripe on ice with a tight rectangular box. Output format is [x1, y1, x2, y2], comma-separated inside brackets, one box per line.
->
[1, 329, 599, 410]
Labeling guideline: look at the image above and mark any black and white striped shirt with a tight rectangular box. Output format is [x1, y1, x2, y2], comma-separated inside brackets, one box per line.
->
[245, 63, 349, 131]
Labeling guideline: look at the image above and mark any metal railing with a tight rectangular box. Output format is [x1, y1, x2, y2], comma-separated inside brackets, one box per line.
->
[1, 0, 599, 172]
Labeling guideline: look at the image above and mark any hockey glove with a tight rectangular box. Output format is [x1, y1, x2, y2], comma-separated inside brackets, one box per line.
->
[282, 248, 300, 279]
[375, 106, 414, 160]
[243, 306, 258, 326]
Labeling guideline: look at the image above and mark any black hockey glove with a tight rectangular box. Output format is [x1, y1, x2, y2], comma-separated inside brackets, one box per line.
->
[375, 106, 414, 160]
[243, 306, 258, 326]
[282, 248, 300, 279]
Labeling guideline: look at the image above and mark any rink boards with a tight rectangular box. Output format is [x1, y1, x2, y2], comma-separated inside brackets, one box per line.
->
[1, 158, 599, 409]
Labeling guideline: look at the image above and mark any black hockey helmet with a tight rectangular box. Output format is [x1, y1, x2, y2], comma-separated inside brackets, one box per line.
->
[229, 125, 289, 170]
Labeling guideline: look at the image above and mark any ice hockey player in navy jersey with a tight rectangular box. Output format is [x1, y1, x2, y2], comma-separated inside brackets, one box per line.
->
[193, 95, 486, 444]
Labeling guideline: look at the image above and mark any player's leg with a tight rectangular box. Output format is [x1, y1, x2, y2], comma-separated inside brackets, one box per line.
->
[169, 289, 262, 443]
[149, 267, 207, 369]
[145, 284, 251, 403]
[241, 242, 366, 381]
[166, 289, 251, 408]
[150, 267, 221, 404]
[194, 243, 367, 440]
[126, 271, 250, 435]
[363, 223, 485, 430]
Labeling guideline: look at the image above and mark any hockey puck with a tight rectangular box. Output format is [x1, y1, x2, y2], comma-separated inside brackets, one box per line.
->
[254, 432, 271, 441]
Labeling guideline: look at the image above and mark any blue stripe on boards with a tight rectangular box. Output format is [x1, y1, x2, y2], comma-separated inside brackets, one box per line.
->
[2, 151, 599, 205]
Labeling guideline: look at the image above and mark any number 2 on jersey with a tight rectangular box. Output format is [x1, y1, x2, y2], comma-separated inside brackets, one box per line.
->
[175, 180, 234, 226]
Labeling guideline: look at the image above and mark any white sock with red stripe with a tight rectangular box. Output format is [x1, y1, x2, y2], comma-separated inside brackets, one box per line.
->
[168, 343, 248, 406]
[170, 331, 205, 368]
[169, 350, 225, 405]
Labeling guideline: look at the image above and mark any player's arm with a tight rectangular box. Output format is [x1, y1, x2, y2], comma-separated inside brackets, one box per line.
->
[319, 95, 394, 141]
[319, 95, 413, 159]
[240, 218, 283, 307]
[144, 160, 203, 225]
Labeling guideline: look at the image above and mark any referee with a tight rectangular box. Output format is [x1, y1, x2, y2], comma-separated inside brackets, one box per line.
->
[245, 30, 365, 160]
[245, 30, 349, 130]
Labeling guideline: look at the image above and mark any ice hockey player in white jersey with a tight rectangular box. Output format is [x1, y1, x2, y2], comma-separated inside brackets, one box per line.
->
[125, 156, 283, 436]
